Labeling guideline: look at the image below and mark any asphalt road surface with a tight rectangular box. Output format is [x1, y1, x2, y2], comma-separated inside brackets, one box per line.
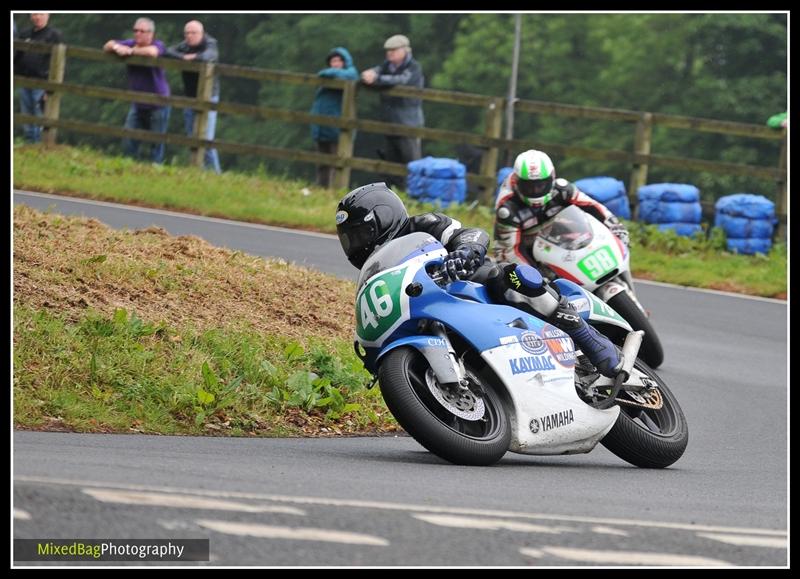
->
[13, 191, 788, 566]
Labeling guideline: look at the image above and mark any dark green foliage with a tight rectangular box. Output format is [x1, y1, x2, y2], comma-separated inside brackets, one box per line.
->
[14, 12, 786, 200]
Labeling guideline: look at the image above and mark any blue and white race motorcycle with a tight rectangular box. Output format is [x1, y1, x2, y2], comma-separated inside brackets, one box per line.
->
[353, 232, 688, 467]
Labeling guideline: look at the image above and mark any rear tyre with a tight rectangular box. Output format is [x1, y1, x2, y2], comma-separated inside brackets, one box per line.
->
[600, 359, 688, 468]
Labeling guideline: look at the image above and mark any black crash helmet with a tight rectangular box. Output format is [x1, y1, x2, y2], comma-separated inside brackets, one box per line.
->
[335, 183, 409, 269]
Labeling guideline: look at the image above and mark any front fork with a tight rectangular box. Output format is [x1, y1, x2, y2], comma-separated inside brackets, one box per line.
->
[426, 320, 470, 391]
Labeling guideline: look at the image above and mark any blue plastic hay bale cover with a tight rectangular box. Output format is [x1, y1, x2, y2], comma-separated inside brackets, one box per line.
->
[574, 176, 626, 204]
[497, 166, 513, 187]
[407, 157, 466, 207]
[575, 176, 631, 219]
[639, 200, 702, 224]
[497, 167, 514, 188]
[407, 156, 466, 179]
[410, 176, 466, 208]
[495, 167, 514, 200]
[714, 214, 775, 239]
[603, 195, 632, 220]
[715, 193, 775, 220]
[656, 223, 704, 237]
[726, 238, 772, 255]
[638, 183, 700, 203]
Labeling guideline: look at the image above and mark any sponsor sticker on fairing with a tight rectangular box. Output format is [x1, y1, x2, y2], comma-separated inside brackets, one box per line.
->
[541, 324, 576, 367]
[519, 331, 548, 355]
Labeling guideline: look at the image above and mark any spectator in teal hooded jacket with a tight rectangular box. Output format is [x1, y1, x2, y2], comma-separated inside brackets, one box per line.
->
[310, 47, 357, 188]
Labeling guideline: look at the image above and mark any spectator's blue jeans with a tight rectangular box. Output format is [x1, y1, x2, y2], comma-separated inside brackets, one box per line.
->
[19, 88, 45, 143]
[122, 105, 171, 164]
[183, 96, 221, 174]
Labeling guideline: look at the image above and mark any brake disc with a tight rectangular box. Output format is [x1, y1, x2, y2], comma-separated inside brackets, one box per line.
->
[425, 369, 485, 421]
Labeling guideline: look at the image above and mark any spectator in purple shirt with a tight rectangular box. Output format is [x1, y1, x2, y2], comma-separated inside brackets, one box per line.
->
[104, 17, 171, 164]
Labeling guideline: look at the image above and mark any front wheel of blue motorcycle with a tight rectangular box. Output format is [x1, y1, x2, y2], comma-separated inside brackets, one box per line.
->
[379, 347, 511, 466]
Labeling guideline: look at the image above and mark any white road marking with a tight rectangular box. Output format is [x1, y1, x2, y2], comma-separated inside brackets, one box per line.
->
[14, 509, 31, 520]
[17, 476, 786, 539]
[696, 533, 788, 549]
[157, 519, 197, 531]
[413, 513, 578, 534]
[520, 546, 732, 566]
[83, 488, 305, 515]
[590, 525, 630, 536]
[195, 519, 389, 546]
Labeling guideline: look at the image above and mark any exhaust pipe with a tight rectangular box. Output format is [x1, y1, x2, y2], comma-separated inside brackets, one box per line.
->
[620, 330, 644, 377]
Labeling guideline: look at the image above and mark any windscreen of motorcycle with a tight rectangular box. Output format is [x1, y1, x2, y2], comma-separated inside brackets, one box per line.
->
[355, 233, 447, 347]
[537, 205, 594, 251]
[356, 232, 443, 290]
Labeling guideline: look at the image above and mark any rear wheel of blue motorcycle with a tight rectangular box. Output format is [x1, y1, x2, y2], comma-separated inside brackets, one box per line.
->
[379, 347, 511, 466]
[600, 359, 688, 468]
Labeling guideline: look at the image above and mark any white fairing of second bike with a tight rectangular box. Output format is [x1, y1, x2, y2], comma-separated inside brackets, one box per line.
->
[532, 205, 630, 293]
[481, 343, 619, 455]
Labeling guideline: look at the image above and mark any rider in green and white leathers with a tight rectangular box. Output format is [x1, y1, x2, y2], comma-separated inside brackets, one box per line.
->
[494, 150, 629, 267]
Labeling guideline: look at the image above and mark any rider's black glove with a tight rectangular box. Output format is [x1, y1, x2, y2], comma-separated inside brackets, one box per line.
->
[443, 247, 483, 281]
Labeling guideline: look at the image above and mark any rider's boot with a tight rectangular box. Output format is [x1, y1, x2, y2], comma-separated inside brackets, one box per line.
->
[548, 300, 623, 378]
[494, 263, 623, 378]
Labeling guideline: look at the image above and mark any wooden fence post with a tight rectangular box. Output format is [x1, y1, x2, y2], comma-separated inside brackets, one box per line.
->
[775, 132, 787, 241]
[42, 43, 66, 146]
[191, 62, 215, 168]
[479, 97, 504, 204]
[628, 112, 653, 218]
[333, 81, 356, 191]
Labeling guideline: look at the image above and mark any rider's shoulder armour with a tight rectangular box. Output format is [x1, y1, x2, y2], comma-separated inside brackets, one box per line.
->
[495, 197, 523, 226]
[553, 178, 576, 199]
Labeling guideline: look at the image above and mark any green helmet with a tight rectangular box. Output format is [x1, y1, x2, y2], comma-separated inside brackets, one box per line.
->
[512, 150, 556, 207]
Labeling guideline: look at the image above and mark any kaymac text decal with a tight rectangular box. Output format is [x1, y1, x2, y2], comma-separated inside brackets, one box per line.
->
[509, 355, 556, 375]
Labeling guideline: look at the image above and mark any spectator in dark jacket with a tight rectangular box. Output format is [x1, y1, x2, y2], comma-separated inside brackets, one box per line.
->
[361, 34, 425, 189]
[165, 20, 222, 174]
[310, 47, 358, 188]
[14, 13, 62, 143]
[104, 17, 171, 164]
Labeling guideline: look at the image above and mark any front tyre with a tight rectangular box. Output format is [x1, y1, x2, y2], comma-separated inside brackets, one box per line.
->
[607, 291, 664, 368]
[378, 347, 510, 466]
[600, 359, 688, 468]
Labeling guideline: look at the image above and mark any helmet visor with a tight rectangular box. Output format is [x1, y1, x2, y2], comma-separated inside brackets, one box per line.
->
[516, 176, 554, 199]
[337, 218, 377, 267]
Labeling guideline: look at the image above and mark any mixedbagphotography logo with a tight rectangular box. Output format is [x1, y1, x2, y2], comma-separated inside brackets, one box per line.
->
[14, 539, 210, 562]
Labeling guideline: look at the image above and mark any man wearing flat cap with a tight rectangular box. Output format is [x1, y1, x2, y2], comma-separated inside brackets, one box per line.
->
[361, 34, 425, 189]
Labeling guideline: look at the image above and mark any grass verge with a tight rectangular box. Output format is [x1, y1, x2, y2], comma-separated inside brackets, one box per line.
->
[13, 205, 399, 436]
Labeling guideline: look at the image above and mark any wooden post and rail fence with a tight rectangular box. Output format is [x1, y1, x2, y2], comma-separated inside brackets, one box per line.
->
[14, 41, 787, 237]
